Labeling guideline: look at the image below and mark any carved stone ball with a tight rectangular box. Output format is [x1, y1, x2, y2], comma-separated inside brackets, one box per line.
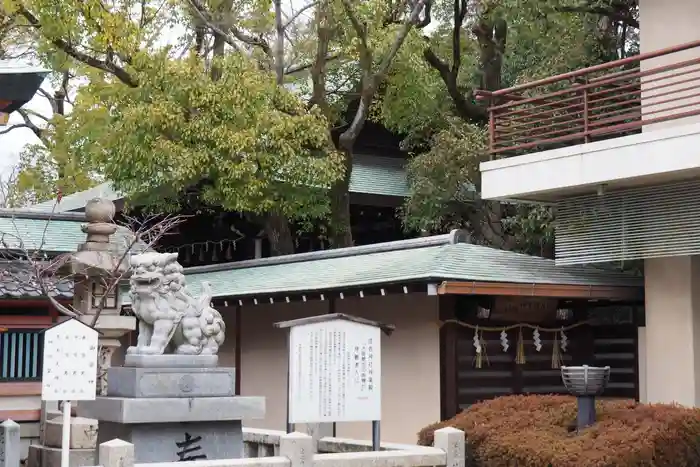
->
[85, 198, 116, 223]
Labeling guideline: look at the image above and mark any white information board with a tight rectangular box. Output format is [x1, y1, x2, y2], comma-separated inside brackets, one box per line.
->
[41, 319, 99, 401]
[288, 319, 381, 424]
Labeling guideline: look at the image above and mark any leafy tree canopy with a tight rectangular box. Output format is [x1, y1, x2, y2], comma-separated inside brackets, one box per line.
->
[376, 0, 638, 254]
[2, 0, 638, 255]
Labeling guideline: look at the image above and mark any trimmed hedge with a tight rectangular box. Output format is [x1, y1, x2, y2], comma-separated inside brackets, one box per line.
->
[418, 395, 700, 467]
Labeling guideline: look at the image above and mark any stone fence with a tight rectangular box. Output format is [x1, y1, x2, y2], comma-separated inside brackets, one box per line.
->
[94, 428, 465, 467]
[241, 427, 436, 457]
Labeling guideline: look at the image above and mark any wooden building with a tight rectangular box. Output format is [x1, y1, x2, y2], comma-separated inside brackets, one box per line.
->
[120, 230, 644, 443]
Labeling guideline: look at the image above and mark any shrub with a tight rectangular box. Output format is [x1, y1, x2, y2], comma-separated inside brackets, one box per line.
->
[418, 395, 700, 467]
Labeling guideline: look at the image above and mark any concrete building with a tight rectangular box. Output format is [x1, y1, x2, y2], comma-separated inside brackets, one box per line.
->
[478, 0, 700, 406]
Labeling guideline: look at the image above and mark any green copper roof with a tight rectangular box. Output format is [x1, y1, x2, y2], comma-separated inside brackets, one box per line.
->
[350, 155, 407, 197]
[0, 210, 146, 254]
[29, 155, 409, 213]
[120, 231, 642, 303]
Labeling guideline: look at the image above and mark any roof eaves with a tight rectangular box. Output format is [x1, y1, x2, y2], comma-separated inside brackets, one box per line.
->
[28, 156, 410, 213]
[186, 230, 470, 274]
[0, 209, 86, 221]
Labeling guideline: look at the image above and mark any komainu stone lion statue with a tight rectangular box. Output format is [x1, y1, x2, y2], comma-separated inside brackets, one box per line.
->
[127, 252, 225, 356]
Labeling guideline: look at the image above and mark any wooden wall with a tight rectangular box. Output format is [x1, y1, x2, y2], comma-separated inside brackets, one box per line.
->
[441, 296, 641, 419]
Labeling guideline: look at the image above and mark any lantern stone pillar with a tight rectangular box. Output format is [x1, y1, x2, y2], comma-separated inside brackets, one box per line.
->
[28, 198, 136, 467]
[71, 198, 136, 395]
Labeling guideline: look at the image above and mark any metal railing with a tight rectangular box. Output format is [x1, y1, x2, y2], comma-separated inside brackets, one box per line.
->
[477, 39, 700, 157]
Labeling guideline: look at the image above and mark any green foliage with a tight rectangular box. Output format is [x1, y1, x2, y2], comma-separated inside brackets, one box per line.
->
[4, 0, 635, 252]
[12, 142, 101, 206]
[494, 0, 603, 87]
[401, 121, 486, 233]
[62, 52, 343, 218]
[376, 0, 637, 249]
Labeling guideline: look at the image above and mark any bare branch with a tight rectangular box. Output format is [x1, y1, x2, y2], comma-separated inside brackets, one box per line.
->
[0, 123, 33, 136]
[187, 0, 271, 56]
[186, 0, 241, 52]
[16, 109, 44, 140]
[283, 1, 319, 29]
[0, 203, 186, 324]
[20, 108, 50, 122]
[17, 5, 138, 87]
[88, 212, 187, 327]
[274, 0, 285, 83]
[285, 53, 340, 75]
[0, 166, 20, 208]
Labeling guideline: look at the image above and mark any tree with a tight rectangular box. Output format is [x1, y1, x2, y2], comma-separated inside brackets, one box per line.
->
[6, 0, 429, 254]
[0, 165, 20, 207]
[0, 22, 101, 206]
[376, 0, 639, 255]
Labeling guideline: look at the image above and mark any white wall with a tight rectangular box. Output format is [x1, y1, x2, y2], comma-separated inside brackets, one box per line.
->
[640, 0, 700, 130]
[643, 256, 700, 405]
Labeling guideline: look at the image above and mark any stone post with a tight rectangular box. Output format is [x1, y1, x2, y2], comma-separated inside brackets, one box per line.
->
[70, 198, 136, 395]
[279, 432, 314, 467]
[98, 439, 134, 467]
[0, 420, 20, 467]
[433, 427, 466, 467]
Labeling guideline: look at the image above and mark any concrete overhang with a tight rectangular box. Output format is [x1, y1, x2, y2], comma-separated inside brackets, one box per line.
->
[479, 120, 700, 203]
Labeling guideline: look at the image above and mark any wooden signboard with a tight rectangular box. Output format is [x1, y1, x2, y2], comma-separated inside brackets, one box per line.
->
[490, 296, 559, 323]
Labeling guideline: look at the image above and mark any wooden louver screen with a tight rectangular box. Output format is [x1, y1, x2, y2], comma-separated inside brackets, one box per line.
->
[556, 179, 700, 265]
[0, 329, 44, 382]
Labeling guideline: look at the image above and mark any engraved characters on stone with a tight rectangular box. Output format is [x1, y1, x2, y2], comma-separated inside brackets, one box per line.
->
[175, 433, 206, 461]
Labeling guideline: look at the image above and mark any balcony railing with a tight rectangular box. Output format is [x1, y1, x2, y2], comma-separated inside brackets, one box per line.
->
[478, 39, 700, 157]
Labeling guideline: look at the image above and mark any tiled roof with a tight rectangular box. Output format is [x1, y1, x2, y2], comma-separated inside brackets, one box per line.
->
[350, 155, 407, 197]
[0, 210, 148, 254]
[28, 155, 410, 213]
[6, 231, 641, 302]
[0, 262, 73, 300]
[120, 231, 642, 302]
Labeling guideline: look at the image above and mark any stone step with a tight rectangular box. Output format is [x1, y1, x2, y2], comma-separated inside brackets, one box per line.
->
[26, 445, 95, 467]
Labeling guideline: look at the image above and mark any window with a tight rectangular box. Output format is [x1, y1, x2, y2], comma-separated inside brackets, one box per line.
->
[0, 329, 44, 382]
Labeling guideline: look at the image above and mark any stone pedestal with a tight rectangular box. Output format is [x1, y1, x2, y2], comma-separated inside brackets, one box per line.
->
[78, 358, 265, 463]
[26, 415, 98, 467]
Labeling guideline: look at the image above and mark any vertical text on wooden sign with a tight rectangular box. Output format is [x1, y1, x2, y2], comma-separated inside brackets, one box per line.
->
[41, 320, 99, 401]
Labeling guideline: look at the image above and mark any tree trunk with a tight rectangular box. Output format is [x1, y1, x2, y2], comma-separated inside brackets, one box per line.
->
[264, 211, 296, 255]
[328, 151, 354, 248]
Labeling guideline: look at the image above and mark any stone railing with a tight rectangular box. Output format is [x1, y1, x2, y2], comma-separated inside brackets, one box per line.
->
[95, 428, 465, 467]
[242, 427, 433, 457]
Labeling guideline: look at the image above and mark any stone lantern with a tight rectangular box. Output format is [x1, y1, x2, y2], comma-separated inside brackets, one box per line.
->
[71, 198, 136, 395]
[28, 198, 137, 467]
